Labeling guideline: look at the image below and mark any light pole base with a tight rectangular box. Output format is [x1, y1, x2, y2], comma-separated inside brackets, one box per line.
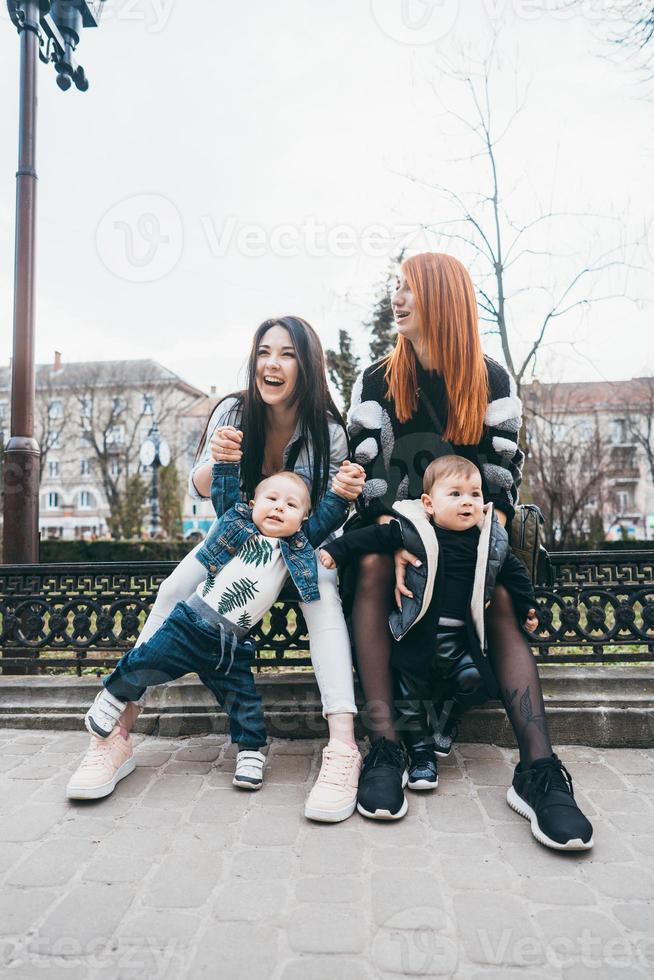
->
[2, 435, 40, 563]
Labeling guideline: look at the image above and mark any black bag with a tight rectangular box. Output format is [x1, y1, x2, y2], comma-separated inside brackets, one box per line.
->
[508, 504, 553, 587]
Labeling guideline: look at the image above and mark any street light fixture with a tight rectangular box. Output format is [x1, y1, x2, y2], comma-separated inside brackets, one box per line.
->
[2, 0, 106, 563]
[140, 421, 171, 538]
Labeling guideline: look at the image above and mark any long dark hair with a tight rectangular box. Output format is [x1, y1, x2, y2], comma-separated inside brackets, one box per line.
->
[196, 316, 347, 510]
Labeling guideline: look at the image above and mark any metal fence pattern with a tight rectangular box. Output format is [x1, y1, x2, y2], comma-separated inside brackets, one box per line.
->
[1, 552, 653, 673]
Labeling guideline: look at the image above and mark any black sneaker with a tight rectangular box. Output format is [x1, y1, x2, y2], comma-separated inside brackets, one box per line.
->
[356, 738, 408, 820]
[407, 746, 438, 791]
[432, 723, 458, 759]
[507, 754, 594, 851]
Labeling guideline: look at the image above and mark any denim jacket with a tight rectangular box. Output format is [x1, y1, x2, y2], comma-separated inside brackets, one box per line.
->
[196, 463, 350, 602]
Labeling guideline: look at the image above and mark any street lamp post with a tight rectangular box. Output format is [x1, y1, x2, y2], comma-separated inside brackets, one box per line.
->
[139, 422, 171, 538]
[2, 0, 106, 563]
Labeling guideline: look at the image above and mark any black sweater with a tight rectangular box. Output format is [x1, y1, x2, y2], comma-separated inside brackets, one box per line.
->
[324, 519, 536, 624]
[348, 357, 524, 521]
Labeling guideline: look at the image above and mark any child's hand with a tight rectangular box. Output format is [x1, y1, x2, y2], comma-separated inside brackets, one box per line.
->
[211, 426, 243, 464]
[394, 549, 422, 610]
[524, 608, 539, 633]
[331, 460, 365, 501]
[318, 549, 336, 570]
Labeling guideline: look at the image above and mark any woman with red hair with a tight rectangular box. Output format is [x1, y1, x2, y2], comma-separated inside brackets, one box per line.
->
[347, 252, 593, 850]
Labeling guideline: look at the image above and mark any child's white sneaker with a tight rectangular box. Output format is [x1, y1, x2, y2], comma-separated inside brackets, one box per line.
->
[233, 750, 266, 790]
[84, 689, 127, 738]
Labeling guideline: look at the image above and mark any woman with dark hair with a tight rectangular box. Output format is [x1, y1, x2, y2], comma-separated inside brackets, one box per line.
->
[67, 316, 365, 823]
[347, 253, 593, 850]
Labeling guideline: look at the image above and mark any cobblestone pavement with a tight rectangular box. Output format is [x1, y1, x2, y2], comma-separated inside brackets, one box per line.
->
[0, 729, 653, 979]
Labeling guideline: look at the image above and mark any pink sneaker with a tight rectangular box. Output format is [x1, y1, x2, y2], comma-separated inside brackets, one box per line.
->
[66, 728, 135, 800]
[304, 740, 362, 823]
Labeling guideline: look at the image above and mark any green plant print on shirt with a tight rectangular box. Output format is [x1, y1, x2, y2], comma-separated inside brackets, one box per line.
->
[217, 577, 260, 615]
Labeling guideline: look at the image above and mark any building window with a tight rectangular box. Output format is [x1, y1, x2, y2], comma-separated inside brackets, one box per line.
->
[111, 396, 124, 415]
[616, 490, 632, 514]
[80, 395, 92, 419]
[47, 491, 60, 509]
[107, 425, 124, 446]
[48, 461, 59, 479]
[0, 401, 7, 420]
[142, 394, 154, 415]
[79, 490, 93, 509]
[110, 460, 121, 478]
[48, 400, 63, 420]
[612, 419, 627, 444]
[80, 428, 93, 447]
[47, 430, 61, 450]
[80, 459, 91, 476]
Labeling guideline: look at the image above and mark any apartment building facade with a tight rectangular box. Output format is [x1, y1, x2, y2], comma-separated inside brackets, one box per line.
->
[0, 354, 212, 541]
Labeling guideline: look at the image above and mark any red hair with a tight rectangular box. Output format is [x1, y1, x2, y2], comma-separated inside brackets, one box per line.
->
[383, 252, 488, 444]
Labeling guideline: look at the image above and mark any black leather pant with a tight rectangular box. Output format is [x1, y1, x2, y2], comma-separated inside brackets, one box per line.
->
[393, 626, 487, 751]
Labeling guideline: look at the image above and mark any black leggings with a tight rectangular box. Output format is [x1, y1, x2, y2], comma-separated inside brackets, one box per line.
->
[352, 554, 552, 767]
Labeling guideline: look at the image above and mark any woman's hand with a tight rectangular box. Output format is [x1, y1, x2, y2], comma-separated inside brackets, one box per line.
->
[394, 549, 422, 610]
[524, 608, 539, 633]
[318, 548, 336, 570]
[331, 460, 366, 501]
[210, 426, 243, 464]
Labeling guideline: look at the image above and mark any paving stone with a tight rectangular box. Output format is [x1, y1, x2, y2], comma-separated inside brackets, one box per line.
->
[580, 863, 654, 901]
[265, 754, 312, 784]
[1, 742, 43, 756]
[371, 905, 460, 976]
[462, 760, 515, 786]
[212, 879, 289, 919]
[7, 838, 97, 887]
[6, 764, 54, 781]
[134, 750, 172, 767]
[240, 806, 303, 846]
[280, 958, 375, 979]
[453, 892, 543, 967]
[521, 876, 597, 906]
[629, 834, 654, 857]
[257, 782, 307, 805]
[295, 876, 365, 904]
[458, 743, 505, 760]
[189, 921, 279, 977]
[613, 903, 654, 932]
[370, 845, 434, 868]
[440, 855, 514, 891]
[587, 789, 643, 813]
[0, 779, 40, 811]
[189, 788, 253, 824]
[536, 908, 629, 971]
[570, 763, 629, 791]
[501, 842, 589, 878]
[561, 966, 648, 980]
[477, 786, 516, 821]
[0, 756, 22, 773]
[140, 774, 204, 809]
[271, 740, 321, 755]
[0, 803, 64, 842]
[372, 869, 444, 926]
[164, 760, 213, 774]
[0, 887, 55, 936]
[230, 846, 296, 880]
[300, 831, 363, 875]
[82, 855, 152, 884]
[432, 834, 500, 858]
[606, 812, 654, 835]
[427, 795, 486, 833]
[288, 905, 366, 954]
[173, 744, 223, 762]
[116, 909, 201, 945]
[0, 840, 24, 874]
[601, 750, 654, 775]
[33, 883, 134, 949]
[145, 839, 223, 908]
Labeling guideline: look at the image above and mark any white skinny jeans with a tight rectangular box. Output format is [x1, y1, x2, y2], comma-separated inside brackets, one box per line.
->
[136, 542, 357, 716]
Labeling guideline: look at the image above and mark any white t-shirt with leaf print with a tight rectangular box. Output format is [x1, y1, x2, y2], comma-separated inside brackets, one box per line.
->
[194, 534, 289, 632]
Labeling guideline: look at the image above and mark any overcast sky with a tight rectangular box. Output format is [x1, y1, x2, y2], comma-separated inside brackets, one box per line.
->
[1, 0, 653, 402]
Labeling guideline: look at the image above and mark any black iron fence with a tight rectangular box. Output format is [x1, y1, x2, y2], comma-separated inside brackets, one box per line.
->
[1, 551, 653, 674]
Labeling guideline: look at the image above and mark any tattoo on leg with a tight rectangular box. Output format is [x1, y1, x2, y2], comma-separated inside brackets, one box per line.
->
[503, 687, 518, 709]
[519, 686, 548, 736]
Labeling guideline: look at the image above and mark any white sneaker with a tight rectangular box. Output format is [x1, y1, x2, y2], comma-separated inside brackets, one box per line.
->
[233, 750, 266, 790]
[304, 740, 362, 823]
[85, 689, 127, 738]
[66, 729, 135, 800]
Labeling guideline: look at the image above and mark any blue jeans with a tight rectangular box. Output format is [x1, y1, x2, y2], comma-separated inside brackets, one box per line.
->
[103, 601, 267, 749]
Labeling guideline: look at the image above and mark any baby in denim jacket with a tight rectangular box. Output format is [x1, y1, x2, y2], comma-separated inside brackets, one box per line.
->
[82, 459, 361, 790]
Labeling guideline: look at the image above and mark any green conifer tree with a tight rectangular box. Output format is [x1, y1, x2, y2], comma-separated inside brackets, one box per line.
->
[326, 330, 360, 416]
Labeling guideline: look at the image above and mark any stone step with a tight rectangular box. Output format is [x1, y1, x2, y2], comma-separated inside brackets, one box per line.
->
[1, 668, 653, 746]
